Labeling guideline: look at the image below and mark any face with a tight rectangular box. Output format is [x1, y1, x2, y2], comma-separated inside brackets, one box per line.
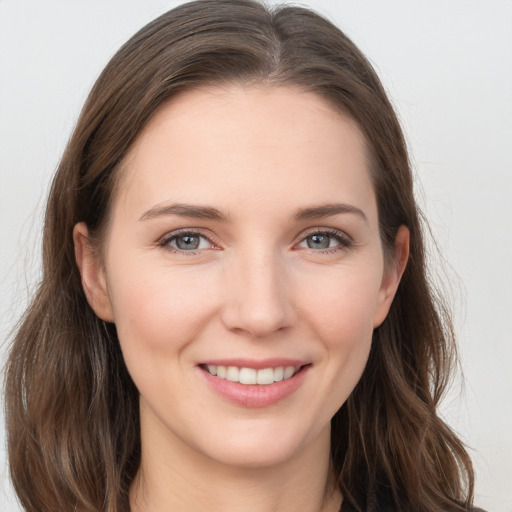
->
[75, 85, 407, 471]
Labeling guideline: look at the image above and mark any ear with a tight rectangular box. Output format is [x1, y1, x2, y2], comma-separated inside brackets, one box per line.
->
[373, 225, 410, 328]
[73, 222, 115, 322]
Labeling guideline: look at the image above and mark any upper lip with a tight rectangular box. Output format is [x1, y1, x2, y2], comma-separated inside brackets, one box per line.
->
[197, 358, 309, 370]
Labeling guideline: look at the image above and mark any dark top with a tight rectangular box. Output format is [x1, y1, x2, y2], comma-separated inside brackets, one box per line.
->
[338, 496, 485, 512]
[339, 498, 392, 512]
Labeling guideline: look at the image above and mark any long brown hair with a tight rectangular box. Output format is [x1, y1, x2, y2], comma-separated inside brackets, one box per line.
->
[5, 1, 474, 511]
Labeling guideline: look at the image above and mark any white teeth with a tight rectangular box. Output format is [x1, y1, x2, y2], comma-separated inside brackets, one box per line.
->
[205, 364, 301, 385]
[284, 366, 295, 379]
[256, 368, 274, 385]
[274, 367, 284, 382]
[239, 367, 257, 385]
[226, 366, 239, 382]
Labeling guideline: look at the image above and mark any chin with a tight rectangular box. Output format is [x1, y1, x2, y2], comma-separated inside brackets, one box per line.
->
[192, 417, 330, 470]
[205, 441, 304, 469]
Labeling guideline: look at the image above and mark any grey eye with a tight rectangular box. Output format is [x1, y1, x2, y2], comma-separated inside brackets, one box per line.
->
[175, 234, 200, 250]
[168, 233, 211, 251]
[297, 230, 348, 251]
[306, 234, 332, 250]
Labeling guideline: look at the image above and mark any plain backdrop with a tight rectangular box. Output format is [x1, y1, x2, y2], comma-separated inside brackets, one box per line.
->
[1, 1, 511, 511]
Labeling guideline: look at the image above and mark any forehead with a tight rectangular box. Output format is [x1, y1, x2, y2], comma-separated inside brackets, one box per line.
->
[114, 85, 376, 224]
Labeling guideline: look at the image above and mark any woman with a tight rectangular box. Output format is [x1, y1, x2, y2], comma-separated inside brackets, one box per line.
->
[4, 1, 478, 511]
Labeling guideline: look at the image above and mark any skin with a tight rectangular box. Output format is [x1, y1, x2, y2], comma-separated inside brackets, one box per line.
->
[74, 85, 409, 512]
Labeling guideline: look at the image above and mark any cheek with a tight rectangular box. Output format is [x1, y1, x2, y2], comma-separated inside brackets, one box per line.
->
[106, 261, 219, 362]
[296, 261, 382, 343]
[295, 263, 381, 406]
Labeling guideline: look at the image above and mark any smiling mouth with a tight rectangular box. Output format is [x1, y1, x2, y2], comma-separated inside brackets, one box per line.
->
[199, 364, 306, 385]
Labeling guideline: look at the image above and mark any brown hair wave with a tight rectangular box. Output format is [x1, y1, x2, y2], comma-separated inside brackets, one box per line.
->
[5, 1, 474, 511]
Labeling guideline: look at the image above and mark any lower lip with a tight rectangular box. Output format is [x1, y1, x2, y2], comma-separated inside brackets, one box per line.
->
[198, 366, 310, 408]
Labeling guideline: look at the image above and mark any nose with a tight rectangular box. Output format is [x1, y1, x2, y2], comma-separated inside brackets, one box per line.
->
[220, 251, 296, 338]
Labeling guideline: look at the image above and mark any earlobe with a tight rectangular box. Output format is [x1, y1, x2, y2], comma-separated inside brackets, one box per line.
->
[373, 225, 410, 327]
[73, 223, 115, 322]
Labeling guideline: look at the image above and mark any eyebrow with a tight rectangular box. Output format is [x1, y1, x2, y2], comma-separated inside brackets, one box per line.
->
[139, 203, 230, 222]
[139, 202, 367, 223]
[291, 203, 368, 223]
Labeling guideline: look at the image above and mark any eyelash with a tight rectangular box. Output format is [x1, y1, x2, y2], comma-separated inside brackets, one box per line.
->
[157, 228, 354, 256]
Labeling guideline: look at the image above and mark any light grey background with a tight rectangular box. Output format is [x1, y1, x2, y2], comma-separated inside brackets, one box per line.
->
[1, 1, 511, 511]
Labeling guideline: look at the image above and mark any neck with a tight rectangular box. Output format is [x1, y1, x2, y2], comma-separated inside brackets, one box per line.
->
[130, 411, 342, 512]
